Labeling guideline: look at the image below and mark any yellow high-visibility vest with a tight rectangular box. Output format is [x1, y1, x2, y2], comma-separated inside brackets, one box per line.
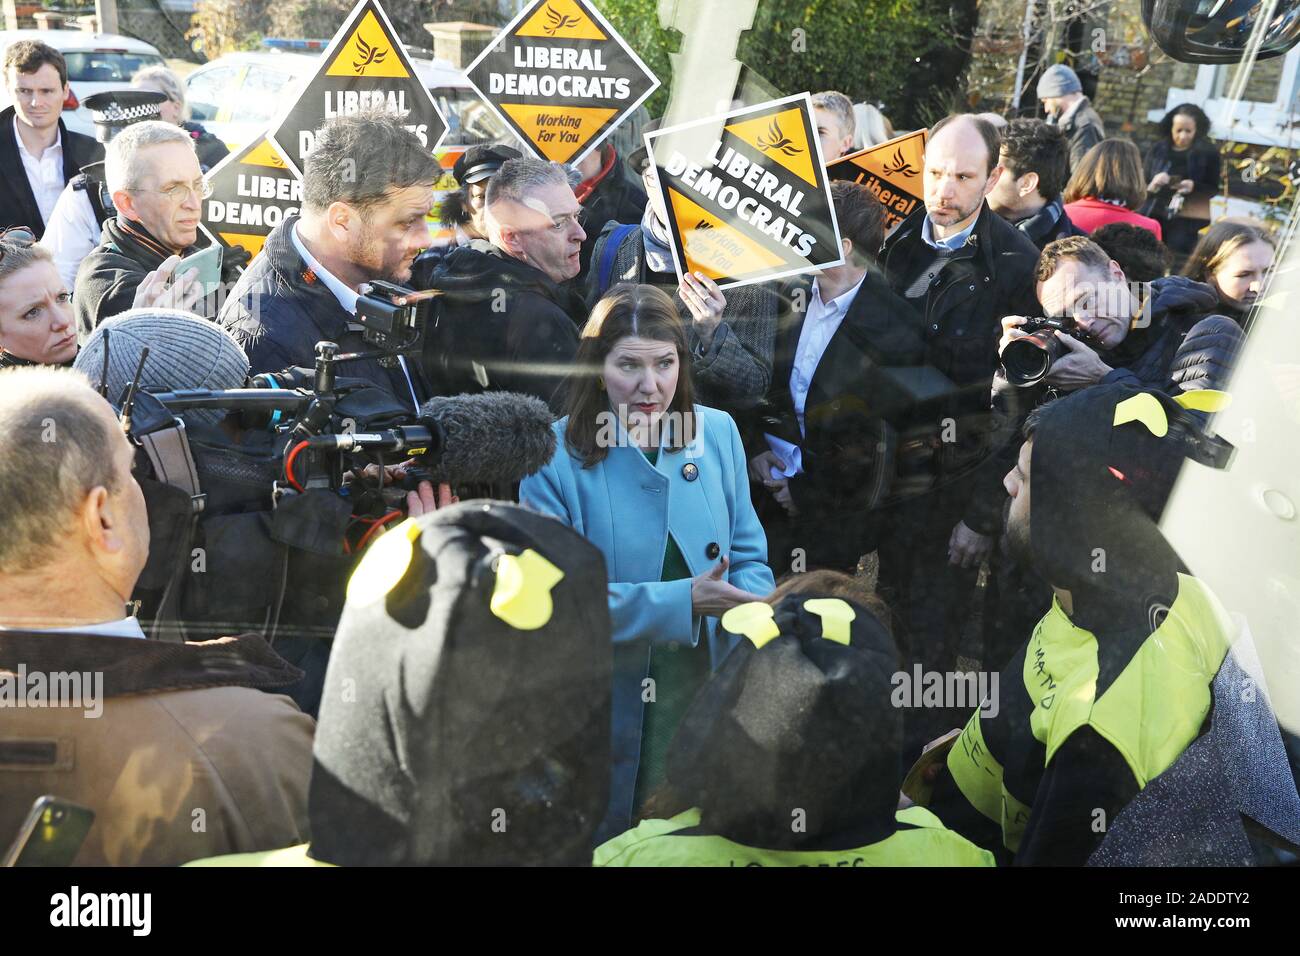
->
[946, 572, 1233, 853]
[594, 806, 995, 867]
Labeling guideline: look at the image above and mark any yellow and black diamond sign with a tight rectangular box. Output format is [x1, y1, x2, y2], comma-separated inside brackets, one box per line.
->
[828, 129, 928, 231]
[269, 0, 448, 178]
[199, 135, 302, 260]
[463, 0, 660, 165]
[645, 93, 843, 289]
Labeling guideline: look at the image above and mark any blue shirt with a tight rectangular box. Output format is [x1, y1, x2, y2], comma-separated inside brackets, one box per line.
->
[921, 214, 977, 252]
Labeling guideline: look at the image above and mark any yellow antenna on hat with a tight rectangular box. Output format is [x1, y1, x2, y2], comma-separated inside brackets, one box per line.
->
[491, 549, 564, 630]
[722, 602, 780, 648]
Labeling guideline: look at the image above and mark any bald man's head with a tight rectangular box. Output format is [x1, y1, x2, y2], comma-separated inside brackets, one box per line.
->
[0, 367, 134, 574]
[922, 114, 1005, 236]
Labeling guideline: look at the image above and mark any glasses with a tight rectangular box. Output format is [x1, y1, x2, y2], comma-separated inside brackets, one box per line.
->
[131, 178, 213, 203]
[0, 225, 36, 264]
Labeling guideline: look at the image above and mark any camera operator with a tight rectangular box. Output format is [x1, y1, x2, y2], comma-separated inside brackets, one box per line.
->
[922, 384, 1238, 865]
[219, 111, 439, 413]
[0, 365, 313, 865]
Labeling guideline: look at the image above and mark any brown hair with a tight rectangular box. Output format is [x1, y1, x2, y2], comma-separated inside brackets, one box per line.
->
[768, 569, 892, 633]
[3, 40, 68, 88]
[564, 284, 696, 467]
[1182, 218, 1276, 283]
[1063, 139, 1146, 210]
[1036, 235, 1115, 283]
[829, 180, 885, 263]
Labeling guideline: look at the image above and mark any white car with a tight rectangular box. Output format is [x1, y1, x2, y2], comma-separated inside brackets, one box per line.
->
[185, 46, 519, 152]
[0, 29, 166, 139]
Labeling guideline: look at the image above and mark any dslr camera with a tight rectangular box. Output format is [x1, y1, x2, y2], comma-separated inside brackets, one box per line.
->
[1000, 316, 1093, 388]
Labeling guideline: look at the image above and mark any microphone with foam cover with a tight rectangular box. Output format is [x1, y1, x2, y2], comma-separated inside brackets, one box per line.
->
[415, 391, 557, 486]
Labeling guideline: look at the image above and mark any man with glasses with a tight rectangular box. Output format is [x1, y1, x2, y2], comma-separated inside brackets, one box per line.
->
[74, 121, 213, 338]
[0, 40, 104, 238]
[424, 157, 588, 412]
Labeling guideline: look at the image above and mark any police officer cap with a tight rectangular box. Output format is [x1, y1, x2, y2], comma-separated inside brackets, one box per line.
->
[82, 90, 168, 143]
[452, 144, 523, 186]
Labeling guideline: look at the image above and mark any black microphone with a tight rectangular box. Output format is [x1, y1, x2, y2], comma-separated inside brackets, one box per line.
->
[415, 391, 557, 486]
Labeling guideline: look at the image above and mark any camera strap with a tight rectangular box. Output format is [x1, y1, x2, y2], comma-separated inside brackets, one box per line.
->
[139, 423, 205, 515]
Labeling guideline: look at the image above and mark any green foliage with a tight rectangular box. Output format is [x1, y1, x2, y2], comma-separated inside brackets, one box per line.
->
[592, 0, 973, 129]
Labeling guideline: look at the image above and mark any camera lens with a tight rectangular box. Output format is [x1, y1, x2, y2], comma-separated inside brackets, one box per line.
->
[1001, 331, 1067, 387]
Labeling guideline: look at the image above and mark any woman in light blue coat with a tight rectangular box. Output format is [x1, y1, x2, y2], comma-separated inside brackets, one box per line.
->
[520, 284, 775, 844]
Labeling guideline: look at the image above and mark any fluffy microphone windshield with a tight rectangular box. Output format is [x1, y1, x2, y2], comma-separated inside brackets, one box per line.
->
[417, 391, 557, 485]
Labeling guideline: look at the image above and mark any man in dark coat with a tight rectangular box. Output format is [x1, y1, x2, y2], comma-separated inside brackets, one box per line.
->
[220, 113, 439, 411]
[1037, 64, 1105, 171]
[424, 157, 587, 413]
[987, 119, 1085, 250]
[73, 121, 214, 339]
[0, 40, 103, 238]
[746, 180, 926, 575]
[876, 114, 1040, 748]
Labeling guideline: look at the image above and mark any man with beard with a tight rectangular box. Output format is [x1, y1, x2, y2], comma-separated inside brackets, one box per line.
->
[876, 114, 1039, 749]
[219, 112, 438, 411]
[921, 385, 1238, 865]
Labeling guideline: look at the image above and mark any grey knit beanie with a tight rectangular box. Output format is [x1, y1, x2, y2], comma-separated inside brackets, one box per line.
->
[1037, 64, 1082, 99]
[74, 308, 249, 428]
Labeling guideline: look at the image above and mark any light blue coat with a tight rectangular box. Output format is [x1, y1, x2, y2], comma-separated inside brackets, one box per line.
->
[520, 404, 775, 843]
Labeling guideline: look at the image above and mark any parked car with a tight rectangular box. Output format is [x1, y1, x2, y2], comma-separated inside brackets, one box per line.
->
[0, 29, 166, 138]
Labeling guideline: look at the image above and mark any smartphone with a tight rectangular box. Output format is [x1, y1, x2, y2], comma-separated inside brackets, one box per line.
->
[1, 796, 95, 867]
[175, 243, 223, 296]
[900, 727, 962, 807]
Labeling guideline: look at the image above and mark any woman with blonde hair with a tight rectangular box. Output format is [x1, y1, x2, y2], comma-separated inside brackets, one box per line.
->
[520, 283, 774, 844]
[1182, 218, 1276, 322]
[1063, 139, 1164, 239]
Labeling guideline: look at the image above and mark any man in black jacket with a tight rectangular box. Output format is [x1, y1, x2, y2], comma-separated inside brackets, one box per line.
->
[987, 119, 1084, 250]
[220, 113, 439, 411]
[877, 114, 1039, 744]
[73, 121, 215, 339]
[425, 157, 587, 412]
[746, 180, 925, 575]
[0, 40, 103, 238]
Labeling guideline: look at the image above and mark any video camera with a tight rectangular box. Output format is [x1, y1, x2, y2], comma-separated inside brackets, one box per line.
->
[1000, 317, 1095, 388]
[353, 280, 441, 365]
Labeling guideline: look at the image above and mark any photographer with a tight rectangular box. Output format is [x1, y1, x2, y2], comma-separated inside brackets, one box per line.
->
[220, 111, 439, 413]
[0, 365, 313, 865]
[997, 235, 1242, 401]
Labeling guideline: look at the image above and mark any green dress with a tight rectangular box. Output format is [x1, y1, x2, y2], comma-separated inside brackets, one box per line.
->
[632, 448, 712, 812]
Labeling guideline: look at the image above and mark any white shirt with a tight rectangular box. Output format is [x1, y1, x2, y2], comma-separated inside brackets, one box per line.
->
[38, 182, 99, 289]
[0, 616, 146, 639]
[290, 223, 420, 412]
[763, 273, 866, 477]
[14, 116, 65, 227]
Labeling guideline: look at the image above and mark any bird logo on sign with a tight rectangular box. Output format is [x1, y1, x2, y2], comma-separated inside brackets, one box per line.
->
[353, 35, 389, 75]
[756, 118, 801, 156]
[883, 147, 918, 178]
[542, 4, 580, 35]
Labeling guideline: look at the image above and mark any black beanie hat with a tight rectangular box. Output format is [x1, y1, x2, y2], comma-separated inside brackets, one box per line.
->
[307, 501, 612, 866]
[666, 593, 901, 849]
